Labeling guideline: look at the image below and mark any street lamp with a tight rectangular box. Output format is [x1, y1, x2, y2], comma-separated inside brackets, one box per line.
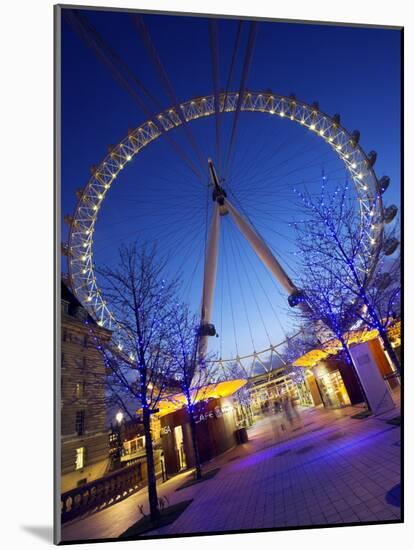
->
[113, 411, 124, 469]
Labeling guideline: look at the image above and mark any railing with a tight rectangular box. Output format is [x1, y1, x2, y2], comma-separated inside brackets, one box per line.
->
[61, 462, 145, 524]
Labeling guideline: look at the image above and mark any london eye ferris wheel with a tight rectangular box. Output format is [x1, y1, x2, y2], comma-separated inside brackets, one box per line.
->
[63, 13, 399, 378]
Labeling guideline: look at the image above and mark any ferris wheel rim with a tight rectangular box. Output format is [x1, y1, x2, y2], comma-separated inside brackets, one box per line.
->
[67, 90, 385, 347]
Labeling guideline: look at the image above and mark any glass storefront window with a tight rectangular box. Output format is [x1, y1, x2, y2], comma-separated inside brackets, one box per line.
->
[316, 370, 350, 408]
[296, 381, 313, 406]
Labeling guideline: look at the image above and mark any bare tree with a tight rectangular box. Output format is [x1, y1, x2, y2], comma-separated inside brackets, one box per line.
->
[287, 189, 370, 407]
[292, 180, 400, 372]
[167, 303, 216, 480]
[88, 243, 180, 521]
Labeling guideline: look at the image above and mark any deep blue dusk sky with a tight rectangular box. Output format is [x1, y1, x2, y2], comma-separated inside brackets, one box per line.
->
[61, 8, 401, 363]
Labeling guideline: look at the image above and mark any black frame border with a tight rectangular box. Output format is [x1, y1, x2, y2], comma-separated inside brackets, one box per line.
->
[53, 4, 404, 545]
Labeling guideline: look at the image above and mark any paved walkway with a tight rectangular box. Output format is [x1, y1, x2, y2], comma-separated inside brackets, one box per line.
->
[61, 400, 401, 542]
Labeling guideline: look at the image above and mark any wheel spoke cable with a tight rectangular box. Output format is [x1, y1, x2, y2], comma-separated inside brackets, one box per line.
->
[208, 19, 223, 175]
[131, 14, 207, 178]
[223, 21, 258, 180]
[64, 9, 204, 181]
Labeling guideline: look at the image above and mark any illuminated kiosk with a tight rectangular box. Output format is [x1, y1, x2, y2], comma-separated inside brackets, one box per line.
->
[157, 379, 247, 476]
[293, 327, 399, 410]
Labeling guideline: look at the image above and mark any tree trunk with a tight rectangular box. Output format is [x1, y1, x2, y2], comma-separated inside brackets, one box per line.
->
[378, 328, 400, 374]
[143, 408, 160, 521]
[189, 409, 202, 480]
[358, 290, 400, 374]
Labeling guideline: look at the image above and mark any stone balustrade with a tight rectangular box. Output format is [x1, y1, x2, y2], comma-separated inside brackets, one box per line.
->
[61, 461, 144, 524]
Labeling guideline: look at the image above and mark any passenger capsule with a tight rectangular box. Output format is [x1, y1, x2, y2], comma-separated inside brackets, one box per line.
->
[350, 130, 360, 145]
[288, 94, 297, 118]
[61, 242, 69, 256]
[383, 237, 399, 256]
[384, 204, 398, 223]
[332, 113, 341, 125]
[367, 151, 377, 167]
[379, 176, 390, 194]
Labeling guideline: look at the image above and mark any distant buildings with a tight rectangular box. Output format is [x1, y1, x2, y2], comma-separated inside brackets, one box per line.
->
[248, 367, 314, 415]
[109, 417, 146, 469]
[246, 321, 401, 414]
[60, 281, 112, 493]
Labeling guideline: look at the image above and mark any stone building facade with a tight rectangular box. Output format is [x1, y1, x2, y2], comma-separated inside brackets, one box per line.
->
[60, 281, 112, 493]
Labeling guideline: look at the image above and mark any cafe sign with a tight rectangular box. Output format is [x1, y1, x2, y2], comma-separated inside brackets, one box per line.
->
[195, 404, 233, 423]
[160, 404, 234, 432]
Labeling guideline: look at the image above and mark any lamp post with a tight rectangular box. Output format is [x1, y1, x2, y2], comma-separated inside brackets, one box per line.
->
[114, 411, 124, 467]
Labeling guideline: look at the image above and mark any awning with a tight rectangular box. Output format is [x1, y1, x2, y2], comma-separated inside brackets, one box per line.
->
[149, 379, 247, 417]
[293, 327, 380, 368]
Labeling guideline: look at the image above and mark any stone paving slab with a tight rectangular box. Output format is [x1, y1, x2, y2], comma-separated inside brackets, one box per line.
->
[61, 400, 401, 542]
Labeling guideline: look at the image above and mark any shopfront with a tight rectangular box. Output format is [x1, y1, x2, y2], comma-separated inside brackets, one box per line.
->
[294, 377, 314, 406]
[292, 329, 398, 409]
[157, 380, 247, 476]
[313, 364, 351, 408]
[248, 368, 313, 415]
[386, 319, 401, 364]
[304, 370, 323, 407]
[367, 336, 400, 390]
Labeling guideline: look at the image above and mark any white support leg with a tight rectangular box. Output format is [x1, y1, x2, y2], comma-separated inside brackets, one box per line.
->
[193, 159, 306, 385]
[225, 198, 297, 295]
[198, 202, 221, 360]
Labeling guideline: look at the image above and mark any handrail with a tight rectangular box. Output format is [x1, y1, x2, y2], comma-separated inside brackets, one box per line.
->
[61, 461, 144, 524]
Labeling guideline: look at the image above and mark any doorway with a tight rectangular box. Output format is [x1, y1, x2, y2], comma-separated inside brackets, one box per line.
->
[316, 370, 351, 408]
[174, 425, 187, 471]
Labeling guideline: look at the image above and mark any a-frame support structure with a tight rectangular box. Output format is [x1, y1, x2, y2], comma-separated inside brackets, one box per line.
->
[197, 159, 306, 372]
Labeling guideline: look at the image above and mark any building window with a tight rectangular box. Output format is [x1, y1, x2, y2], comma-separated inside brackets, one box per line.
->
[75, 410, 86, 436]
[75, 380, 85, 399]
[123, 436, 145, 456]
[75, 447, 85, 470]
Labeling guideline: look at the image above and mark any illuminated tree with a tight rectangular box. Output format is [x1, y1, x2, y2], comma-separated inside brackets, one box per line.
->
[89, 243, 180, 521]
[167, 304, 213, 480]
[292, 179, 400, 373]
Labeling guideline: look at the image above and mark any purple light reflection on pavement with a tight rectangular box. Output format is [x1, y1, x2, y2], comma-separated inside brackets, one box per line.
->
[231, 421, 398, 473]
